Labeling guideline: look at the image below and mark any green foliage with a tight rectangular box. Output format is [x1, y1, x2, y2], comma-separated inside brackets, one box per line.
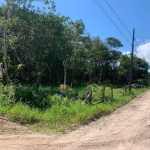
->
[105, 37, 123, 49]
[0, 0, 149, 134]
[14, 84, 60, 109]
[0, 84, 15, 106]
[0, 103, 42, 125]
[9, 103, 42, 124]
[0, 4, 149, 85]
[0, 84, 148, 133]
[65, 86, 78, 99]
[0, 0, 149, 86]
[0, 104, 10, 115]
[47, 94, 62, 106]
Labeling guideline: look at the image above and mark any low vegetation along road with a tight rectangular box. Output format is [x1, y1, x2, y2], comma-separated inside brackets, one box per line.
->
[1, 90, 150, 150]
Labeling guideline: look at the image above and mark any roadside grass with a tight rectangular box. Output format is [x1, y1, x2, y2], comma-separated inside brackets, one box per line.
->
[0, 83, 149, 134]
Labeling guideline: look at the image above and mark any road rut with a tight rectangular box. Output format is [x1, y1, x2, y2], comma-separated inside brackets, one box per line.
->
[0, 90, 150, 150]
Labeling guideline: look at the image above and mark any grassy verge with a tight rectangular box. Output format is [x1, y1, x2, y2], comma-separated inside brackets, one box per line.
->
[0, 84, 149, 134]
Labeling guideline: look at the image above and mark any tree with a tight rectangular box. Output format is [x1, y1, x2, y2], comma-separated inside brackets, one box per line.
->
[86, 36, 109, 83]
[2, 0, 11, 79]
[0, 0, 55, 83]
[105, 37, 123, 84]
[109, 50, 121, 84]
[0, 2, 149, 87]
[132, 55, 149, 84]
[60, 19, 86, 85]
[105, 37, 123, 49]
[117, 54, 130, 84]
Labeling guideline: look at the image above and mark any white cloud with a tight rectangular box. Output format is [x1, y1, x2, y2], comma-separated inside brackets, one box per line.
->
[122, 51, 130, 55]
[146, 39, 150, 42]
[136, 42, 150, 65]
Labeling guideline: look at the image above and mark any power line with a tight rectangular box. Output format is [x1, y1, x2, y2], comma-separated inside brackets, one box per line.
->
[104, 0, 143, 51]
[104, 0, 132, 37]
[94, 0, 131, 45]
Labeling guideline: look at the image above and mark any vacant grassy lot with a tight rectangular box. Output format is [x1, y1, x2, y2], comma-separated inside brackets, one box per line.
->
[0, 83, 148, 134]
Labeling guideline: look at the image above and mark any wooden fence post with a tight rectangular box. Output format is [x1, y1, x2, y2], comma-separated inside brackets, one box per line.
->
[84, 86, 92, 105]
[101, 86, 105, 102]
[110, 87, 113, 101]
[123, 83, 130, 95]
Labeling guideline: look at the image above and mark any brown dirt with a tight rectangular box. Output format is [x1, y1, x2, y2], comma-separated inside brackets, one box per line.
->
[1, 90, 150, 150]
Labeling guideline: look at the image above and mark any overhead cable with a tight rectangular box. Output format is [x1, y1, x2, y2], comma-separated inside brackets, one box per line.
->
[94, 0, 131, 45]
[104, 0, 132, 37]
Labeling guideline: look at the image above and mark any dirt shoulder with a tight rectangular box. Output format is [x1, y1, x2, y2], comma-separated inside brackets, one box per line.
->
[1, 90, 150, 150]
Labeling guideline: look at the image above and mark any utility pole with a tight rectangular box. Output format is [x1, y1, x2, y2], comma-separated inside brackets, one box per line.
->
[129, 28, 135, 92]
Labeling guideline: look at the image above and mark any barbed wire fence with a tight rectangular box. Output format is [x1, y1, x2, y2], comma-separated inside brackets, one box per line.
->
[65, 85, 116, 105]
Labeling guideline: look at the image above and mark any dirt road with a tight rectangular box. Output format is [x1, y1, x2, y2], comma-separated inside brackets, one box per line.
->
[1, 90, 150, 150]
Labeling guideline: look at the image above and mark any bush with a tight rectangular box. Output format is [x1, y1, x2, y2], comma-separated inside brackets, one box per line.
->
[0, 84, 15, 106]
[47, 94, 62, 106]
[65, 87, 78, 99]
[0, 83, 148, 133]
[9, 103, 42, 124]
[14, 84, 57, 109]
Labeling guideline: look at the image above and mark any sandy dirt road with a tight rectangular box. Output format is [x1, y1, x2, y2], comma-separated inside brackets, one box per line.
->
[1, 90, 150, 150]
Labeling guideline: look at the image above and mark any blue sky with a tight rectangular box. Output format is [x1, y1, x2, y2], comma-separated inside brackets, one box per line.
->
[1, 0, 150, 64]
[35, 0, 150, 65]
[53, 0, 150, 64]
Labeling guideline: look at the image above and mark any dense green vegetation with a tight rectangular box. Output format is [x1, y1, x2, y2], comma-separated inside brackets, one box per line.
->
[0, 83, 148, 133]
[0, 0, 149, 86]
[0, 0, 150, 134]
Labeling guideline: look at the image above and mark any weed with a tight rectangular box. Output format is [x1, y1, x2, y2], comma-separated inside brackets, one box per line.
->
[0, 83, 149, 133]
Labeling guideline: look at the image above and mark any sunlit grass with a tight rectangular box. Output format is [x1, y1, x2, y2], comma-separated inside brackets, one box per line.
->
[0, 83, 149, 134]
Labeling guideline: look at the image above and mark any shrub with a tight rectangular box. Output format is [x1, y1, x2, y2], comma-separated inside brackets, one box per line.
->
[9, 103, 42, 124]
[0, 84, 15, 106]
[14, 84, 56, 109]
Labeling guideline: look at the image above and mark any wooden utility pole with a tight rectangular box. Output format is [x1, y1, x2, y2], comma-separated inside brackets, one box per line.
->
[129, 29, 135, 92]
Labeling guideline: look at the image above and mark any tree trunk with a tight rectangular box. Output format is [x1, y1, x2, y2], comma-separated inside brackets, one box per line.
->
[64, 68, 67, 85]
[2, 0, 11, 79]
[63, 60, 72, 85]
[3, 26, 8, 78]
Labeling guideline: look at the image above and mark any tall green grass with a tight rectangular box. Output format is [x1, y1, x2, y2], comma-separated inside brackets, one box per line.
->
[0, 83, 148, 134]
